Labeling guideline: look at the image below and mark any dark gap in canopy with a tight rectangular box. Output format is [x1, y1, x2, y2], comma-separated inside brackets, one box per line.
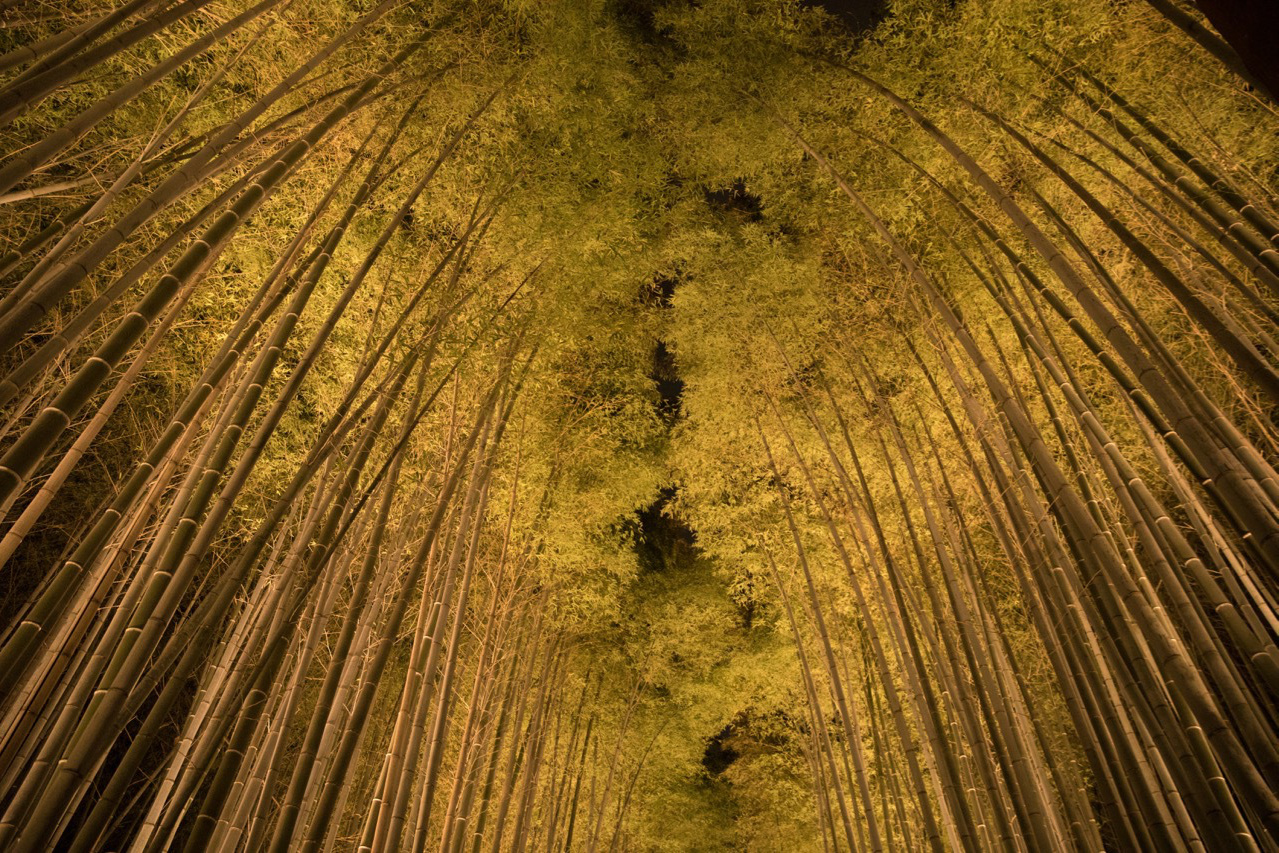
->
[702, 723, 740, 775]
[639, 273, 678, 309]
[635, 486, 696, 573]
[652, 340, 683, 423]
[607, 0, 692, 49]
[803, 0, 891, 34]
[703, 178, 762, 222]
[608, 0, 664, 42]
[654, 275, 678, 307]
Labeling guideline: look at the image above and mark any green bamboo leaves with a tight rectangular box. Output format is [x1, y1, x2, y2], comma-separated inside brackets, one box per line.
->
[2, 0, 1278, 849]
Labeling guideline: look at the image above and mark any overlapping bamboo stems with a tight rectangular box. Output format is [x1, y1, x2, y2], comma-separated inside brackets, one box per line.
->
[432, 437, 536, 853]
[532, 669, 587, 853]
[0, 341, 266, 836]
[477, 606, 560, 853]
[755, 414, 947, 852]
[0, 102, 403, 699]
[911, 396, 1103, 846]
[769, 90, 1279, 841]
[994, 325, 1268, 848]
[292, 411, 499, 852]
[794, 410, 977, 853]
[19, 260, 488, 849]
[0, 107, 380, 566]
[0, 147, 276, 433]
[822, 624, 874, 848]
[0, 0, 286, 199]
[358, 470, 455, 851]
[1, 96, 514, 853]
[0, 0, 218, 130]
[846, 375, 1055, 851]
[0, 6, 284, 317]
[948, 214, 1262, 845]
[0, 224, 310, 690]
[1013, 154, 1279, 522]
[0, 198, 93, 278]
[0, 251, 193, 564]
[0, 0, 419, 351]
[475, 588, 565, 853]
[0, 381, 216, 803]
[1024, 98, 1279, 318]
[973, 247, 1250, 844]
[1031, 117, 1279, 331]
[0, 77, 345, 324]
[0, 72, 500, 703]
[10, 323, 403, 850]
[969, 100, 1279, 402]
[0, 40, 427, 513]
[764, 547, 865, 853]
[538, 673, 598, 853]
[903, 68, 1279, 659]
[1001, 341, 1229, 844]
[838, 66, 1279, 588]
[111, 234, 513, 851]
[433, 573, 525, 853]
[555, 689, 598, 853]
[312, 429, 452, 849]
[219, 379, 448, 850]
[271, 344, 525, 852]
[527, 650, 567, 853]
[881, 117, 1279, 736]
[961, 329, 1171, 849]
[237, 285, 521, 853]
[149, 504, 327, 849]
[776, 326, 1049, 850]
[866, 127, 1279, 692]
[579, 668, 644, 853]
[1032, 55, 1279, 282]
[772, 368, 998, 852]
[756, 378, 884, 852]
[489, 621, 561, 852]
[995, 203, 1279, 698]
[320, 263, 513, 850]
[153, 123, 480, 844]
[0, 9, 109, 74]
[154, 353, 433, 853]
[1070, 62, 1279, 247]
[210, 430, 409, 844]
[1138, 0, 1272, 100]
[0, 12, 339, 398]
[982, 163, 1279, 700]
[796, 688, 837, 853]
[929, 314, 1185, 846]
[213, 482, 357, 850]
[994, 265, 1279, 838]
[213, 366, 504, 851]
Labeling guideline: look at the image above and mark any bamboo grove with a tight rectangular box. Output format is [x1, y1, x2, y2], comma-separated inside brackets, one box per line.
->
[0, 0, 1277, 849]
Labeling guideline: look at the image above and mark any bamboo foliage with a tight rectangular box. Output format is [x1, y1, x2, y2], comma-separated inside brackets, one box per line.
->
[1, 0, 1278, 849]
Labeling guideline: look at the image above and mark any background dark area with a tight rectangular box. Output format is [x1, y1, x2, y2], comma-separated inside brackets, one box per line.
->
[1194, 0, 1279, 98]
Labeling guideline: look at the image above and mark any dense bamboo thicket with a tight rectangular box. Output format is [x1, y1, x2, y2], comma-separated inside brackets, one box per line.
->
[0, 0, 1277, 849]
